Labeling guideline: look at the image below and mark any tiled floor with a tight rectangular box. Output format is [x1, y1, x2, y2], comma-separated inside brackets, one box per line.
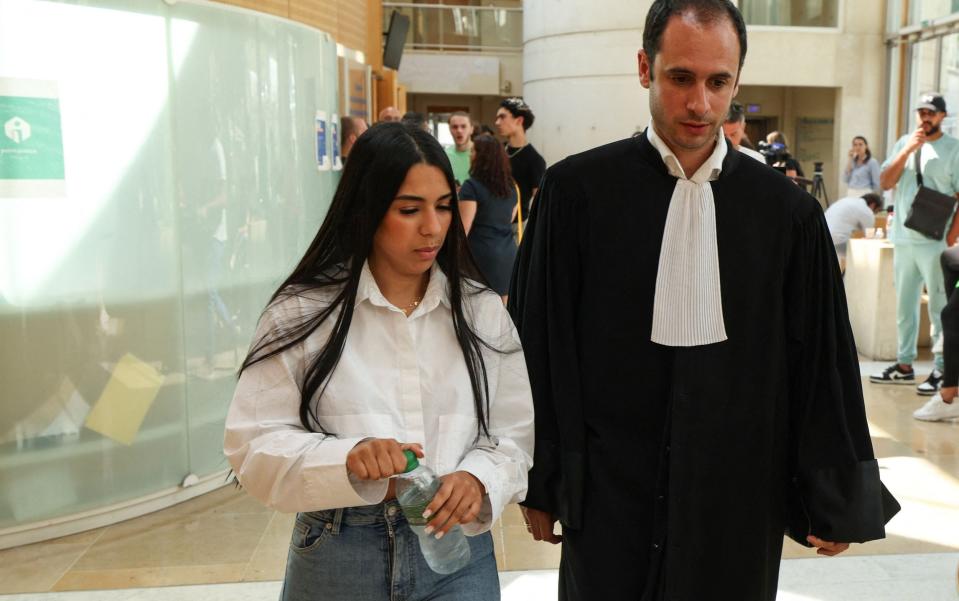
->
[4, 554, 959, 601]
[0, 367, 957, 597]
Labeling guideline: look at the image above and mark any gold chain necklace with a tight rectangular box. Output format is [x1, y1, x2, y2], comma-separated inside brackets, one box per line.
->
[506, 144, 527, 158]
[403, 296, 423, 316]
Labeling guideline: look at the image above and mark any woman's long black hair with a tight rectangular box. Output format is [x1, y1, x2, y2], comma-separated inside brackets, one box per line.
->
[238, 122, 500, 436]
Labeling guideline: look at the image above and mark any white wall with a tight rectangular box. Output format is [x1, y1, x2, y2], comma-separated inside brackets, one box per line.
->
[399, 51, 522, 96]
[522, 0, 652, 163]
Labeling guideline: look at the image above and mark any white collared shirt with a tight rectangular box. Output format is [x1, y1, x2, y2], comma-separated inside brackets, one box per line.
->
[738, 145, 766, 163]
[224, 263, 534, 535]
[646, 123, 729, 347]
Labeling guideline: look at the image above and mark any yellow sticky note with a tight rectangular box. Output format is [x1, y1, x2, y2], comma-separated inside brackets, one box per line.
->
[84, 353, 164, 445]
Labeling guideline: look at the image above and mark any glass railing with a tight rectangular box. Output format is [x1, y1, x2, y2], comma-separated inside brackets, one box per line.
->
[738, 0, 839, 27]
[382, 2, 522, 52]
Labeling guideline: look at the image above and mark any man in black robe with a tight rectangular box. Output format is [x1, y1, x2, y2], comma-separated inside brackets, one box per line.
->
[508, 1, 899, 600]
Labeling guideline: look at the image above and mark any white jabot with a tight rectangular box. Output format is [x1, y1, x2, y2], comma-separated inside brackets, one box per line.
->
[647, 123, 728, 347]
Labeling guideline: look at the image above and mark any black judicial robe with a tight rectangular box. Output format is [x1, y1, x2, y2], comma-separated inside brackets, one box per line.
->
[508, 133, 900, 601]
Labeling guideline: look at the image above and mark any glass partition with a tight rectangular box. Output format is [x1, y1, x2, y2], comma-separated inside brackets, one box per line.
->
[739, 0, 839, 27]
[383, 3, 522, 52]
[0, 0, 338, 531]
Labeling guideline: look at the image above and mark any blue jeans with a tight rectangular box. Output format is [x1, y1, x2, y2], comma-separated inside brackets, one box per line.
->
[280, 500, 499, 601]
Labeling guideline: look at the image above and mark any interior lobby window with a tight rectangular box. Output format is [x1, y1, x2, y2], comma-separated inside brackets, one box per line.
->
[738, 0, 838, 27]
[383, 3, 521, 51]
[910, 0, 959, 25]
[910, 37, 940, 109]
[939, 33, 959, 136]
[888, 0, 905, 32]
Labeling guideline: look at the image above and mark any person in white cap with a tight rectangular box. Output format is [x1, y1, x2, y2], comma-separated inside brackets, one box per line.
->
[871, 92, 959, 396]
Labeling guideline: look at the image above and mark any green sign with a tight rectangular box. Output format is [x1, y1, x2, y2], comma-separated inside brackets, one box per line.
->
[0, 95, 65, 180]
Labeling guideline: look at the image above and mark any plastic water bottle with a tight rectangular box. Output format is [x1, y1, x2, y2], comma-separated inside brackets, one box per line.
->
[395, 450, 471, 574]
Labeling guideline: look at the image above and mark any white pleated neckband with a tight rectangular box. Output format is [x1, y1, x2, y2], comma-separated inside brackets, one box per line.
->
[646, 123, 728, 347]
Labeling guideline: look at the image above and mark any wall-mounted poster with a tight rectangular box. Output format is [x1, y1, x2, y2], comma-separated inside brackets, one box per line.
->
[315, 110, 330, 171]
[0, 78, 66, 197]
[795, 117, 834, 163]
[331, 113, 342, 171]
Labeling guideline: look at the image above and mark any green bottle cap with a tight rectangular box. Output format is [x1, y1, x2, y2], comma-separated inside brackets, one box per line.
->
[403, 449, 419, 473]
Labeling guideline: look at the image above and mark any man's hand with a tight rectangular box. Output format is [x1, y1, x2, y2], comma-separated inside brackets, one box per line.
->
[423, 471, 486, 538]
[807, 535, 849, 556]
[905, 126, 927, 154]
[346, 438, 423, 480]
[522, 506, 562, 544]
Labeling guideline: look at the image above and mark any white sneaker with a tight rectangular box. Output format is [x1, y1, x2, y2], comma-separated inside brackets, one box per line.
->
[932, 332, 944, 354]
[912, 393, 959, 422]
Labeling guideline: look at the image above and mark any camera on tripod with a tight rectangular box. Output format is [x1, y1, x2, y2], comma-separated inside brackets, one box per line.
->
[757, 141, 788, 163]
[810, 162, 828, 206]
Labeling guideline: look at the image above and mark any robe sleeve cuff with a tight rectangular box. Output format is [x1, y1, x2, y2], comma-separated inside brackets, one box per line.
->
[520, 442, 586, 530]
[520, 439, 560, 513]
[787, 459, 901, 546]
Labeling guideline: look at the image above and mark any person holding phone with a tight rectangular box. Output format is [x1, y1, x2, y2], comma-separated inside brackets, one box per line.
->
[842, 135, 881, 196]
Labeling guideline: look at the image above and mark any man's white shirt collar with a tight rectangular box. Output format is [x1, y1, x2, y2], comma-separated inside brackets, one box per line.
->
[646, 120, 727, 183]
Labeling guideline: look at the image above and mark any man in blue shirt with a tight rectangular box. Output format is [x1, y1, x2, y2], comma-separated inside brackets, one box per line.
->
[870, 93, 959, 395]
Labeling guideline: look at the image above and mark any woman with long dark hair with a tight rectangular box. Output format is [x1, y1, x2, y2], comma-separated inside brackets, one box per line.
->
[458, 134, 519, 301]
[224, 122, 534, 600]
[843, 135, 881, 196]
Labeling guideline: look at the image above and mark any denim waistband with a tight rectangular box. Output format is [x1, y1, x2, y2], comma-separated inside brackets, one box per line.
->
[301, 499, 406, 529]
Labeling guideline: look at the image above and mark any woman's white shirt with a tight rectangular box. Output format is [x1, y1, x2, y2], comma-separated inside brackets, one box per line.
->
[224, 263, 534, 535]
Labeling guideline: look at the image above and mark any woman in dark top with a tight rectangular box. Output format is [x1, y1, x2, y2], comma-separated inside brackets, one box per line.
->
[458, 134, 518, 300]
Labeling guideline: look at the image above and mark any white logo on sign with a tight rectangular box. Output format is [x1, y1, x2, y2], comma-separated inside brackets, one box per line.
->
[4, 117, 31, 144]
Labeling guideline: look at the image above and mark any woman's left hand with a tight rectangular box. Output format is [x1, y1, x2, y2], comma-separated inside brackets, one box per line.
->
[423, 471, 486, 538]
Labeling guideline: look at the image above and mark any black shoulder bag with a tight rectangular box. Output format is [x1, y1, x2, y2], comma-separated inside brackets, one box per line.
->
[904, 145, 957, 240]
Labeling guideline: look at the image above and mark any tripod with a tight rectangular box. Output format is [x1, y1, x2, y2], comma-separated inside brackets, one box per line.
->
[792, 161, 830, 207]
[810, 162, 830, 207]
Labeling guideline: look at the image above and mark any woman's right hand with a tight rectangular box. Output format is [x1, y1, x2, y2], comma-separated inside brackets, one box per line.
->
[346, 438, 424, 480]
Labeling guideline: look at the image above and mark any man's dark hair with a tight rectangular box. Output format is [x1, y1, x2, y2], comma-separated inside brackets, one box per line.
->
[643, 0, 747, 76]
[340, 116, 364, 147]
[499, 97, 535, 131]
[862, 192, 882, 210]
[472, 124, 496, 140]
[401, 111, 429, 132]
[726, 101, 746, 124]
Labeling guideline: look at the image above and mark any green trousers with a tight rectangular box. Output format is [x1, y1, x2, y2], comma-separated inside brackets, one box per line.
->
[894, 242, 946, 369]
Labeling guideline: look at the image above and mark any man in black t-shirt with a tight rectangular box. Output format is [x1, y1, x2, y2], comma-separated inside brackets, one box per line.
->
[496, 97, 547, 223]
